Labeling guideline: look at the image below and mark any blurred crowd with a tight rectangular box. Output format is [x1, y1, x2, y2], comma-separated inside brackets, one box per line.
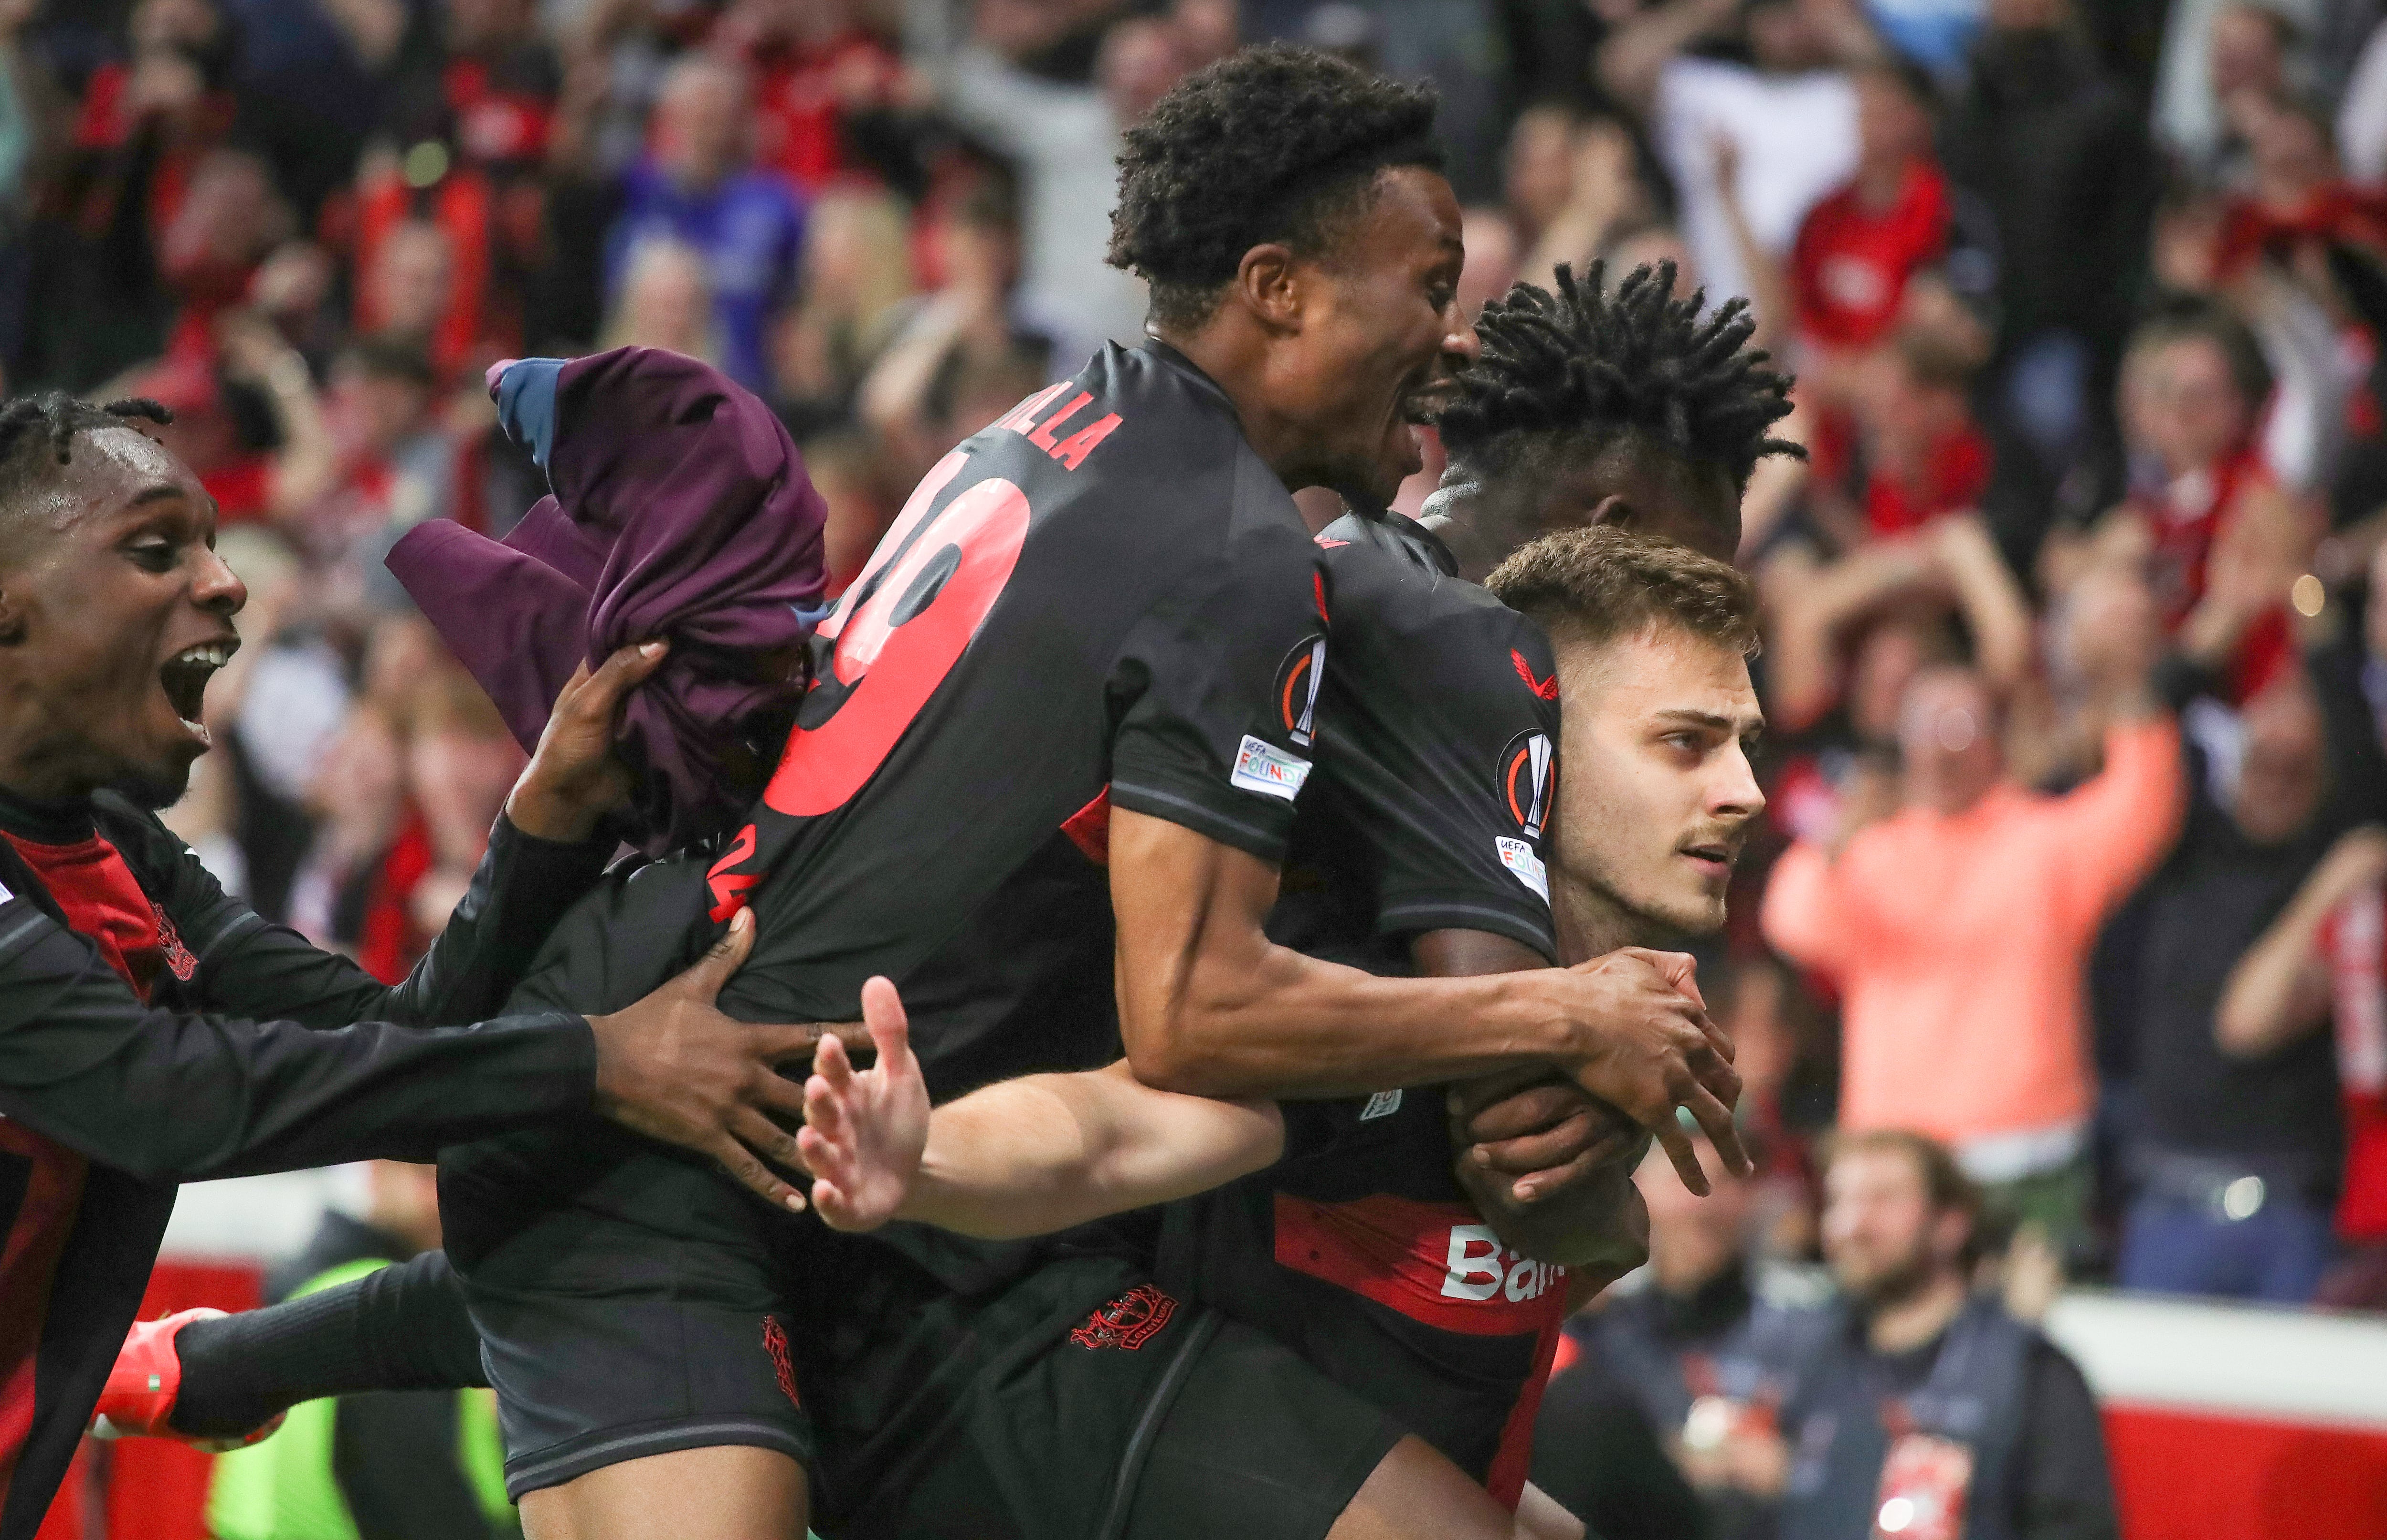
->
[8, 0, 2387, 1448]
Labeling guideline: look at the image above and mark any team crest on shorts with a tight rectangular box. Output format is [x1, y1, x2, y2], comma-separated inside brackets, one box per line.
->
[761, 1315, 802, 1407]
[1069, 1284, 1177, 1351]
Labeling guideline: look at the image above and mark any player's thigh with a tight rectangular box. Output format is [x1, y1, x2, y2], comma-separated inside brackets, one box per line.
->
[1120, 1315, 1410, 1540]
[518, 1445, 808, 1540]
[1511, 1481, 1585, 1540]
[1323, 1436, 1518, 1540]
[440, 1131, 813, 1504]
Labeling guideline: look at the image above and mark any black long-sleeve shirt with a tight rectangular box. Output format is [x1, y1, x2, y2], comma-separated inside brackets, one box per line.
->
[0, 786, 609, 1540]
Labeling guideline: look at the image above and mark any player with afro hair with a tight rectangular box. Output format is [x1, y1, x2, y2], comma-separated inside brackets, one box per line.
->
[1108, 44, 1444, 330]
[1420, 259, 1801, 576]
[1103, 43, 1478, 510]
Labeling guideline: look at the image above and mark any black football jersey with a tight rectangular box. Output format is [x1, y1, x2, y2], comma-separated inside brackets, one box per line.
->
[1158, 510, 1572, 1509]
[696, 342, 1327, 1101]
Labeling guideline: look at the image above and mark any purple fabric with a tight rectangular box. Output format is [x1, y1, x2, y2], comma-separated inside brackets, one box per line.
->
[387, 346, 828, 850]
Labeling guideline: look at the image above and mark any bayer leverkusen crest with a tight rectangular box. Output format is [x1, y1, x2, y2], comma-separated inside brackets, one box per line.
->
[1499, 730, 1554, 840]
[1273, 635, 1326, 748]
[1068, 1284, 1177, 1351]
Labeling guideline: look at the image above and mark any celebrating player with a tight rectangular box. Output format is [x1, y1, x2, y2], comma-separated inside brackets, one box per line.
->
[0, 392, 853, 1540]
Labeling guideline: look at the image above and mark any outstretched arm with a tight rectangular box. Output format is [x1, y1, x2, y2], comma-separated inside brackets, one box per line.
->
[797, 978, 1285, 1238]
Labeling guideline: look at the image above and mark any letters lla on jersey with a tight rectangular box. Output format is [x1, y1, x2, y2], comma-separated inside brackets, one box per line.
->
[1272, 1192, 1566, 1336]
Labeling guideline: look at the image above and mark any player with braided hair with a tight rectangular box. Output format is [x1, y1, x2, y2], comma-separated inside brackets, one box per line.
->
[1424, 260, 1801, 582]
[0, 390, 845, 1540]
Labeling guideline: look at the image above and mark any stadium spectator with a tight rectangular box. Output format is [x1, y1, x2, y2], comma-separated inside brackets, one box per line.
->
[2100, 304, 2312, 701]
[603, 52, 804, 394]
[2111, 670, 2350, 1302]
[1597, 0, 1869, 324]
[1773, 1130, 2119, 1540]
[1789, 62, 1949, 371]
[1761, 622, 2185, 1251]
[1942, 0, 2153, 485]
[1533, 1133, 1828, 1540]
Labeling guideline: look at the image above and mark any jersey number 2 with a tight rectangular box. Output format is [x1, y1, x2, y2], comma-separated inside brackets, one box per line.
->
[763, 450, 1031, 816]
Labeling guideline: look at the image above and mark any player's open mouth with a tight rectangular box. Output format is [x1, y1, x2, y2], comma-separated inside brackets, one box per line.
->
[1680, 842, 1735, 878]
[160, 638, 237, 742]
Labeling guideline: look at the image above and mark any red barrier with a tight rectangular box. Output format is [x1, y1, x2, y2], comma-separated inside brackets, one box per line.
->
[2104, 1405, 2387, 1540]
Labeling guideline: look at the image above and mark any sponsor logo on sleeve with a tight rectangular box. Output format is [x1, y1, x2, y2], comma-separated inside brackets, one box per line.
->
[0, 877, 11, 904]
[1510, 649, 1559, 701]
[1359, 1090, 1403, 1121]
[1231, 734, 1311, 802]
[1495, 837, 1548, 901]
[1273, 634, 1327, 747]
[1499, 730, 1554, 840]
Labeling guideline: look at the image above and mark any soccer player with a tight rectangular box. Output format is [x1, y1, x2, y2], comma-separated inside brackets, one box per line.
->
[0, 392, 853, 1540]
[794, 526, 1771, 1540]
[104, 260, 1791, 1537]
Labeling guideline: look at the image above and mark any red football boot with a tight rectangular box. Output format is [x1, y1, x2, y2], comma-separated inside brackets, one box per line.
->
[89, 1308, 283, 1450]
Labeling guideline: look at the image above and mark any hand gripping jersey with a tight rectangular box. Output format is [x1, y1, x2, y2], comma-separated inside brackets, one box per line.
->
[1157, 510, 1571, 1509]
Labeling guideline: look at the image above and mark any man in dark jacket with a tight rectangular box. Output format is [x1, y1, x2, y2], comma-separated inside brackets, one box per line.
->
[0, 391, 833, 1540]
[1775, 1132, 2116, 1540]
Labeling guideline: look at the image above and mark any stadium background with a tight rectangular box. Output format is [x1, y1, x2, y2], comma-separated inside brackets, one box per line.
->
[4, 0, 2387, 1531]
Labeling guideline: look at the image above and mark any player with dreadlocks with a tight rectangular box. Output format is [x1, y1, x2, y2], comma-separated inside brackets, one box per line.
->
[0, 391, 839, 1540]
[1418, 258, 1801, 580]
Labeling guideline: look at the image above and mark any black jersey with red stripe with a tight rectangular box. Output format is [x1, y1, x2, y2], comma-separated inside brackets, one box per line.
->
[0, 786, 604, 1540]
[1156, 510, 1570, 1508]
[691, 341, 1324, 1118]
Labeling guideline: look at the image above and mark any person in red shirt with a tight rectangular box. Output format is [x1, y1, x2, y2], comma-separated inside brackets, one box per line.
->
[1852, 326, 1994, 541]
[1791, 61, 1950, 361]
[2102, 304, 2309, 702]
[734, 0, 910, 195]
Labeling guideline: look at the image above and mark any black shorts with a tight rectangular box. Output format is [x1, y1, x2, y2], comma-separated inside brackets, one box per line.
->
[442, 1126, 1401, 1532]
[439, 1118, 814, 1498]
[810, 1262, 1404, 1540]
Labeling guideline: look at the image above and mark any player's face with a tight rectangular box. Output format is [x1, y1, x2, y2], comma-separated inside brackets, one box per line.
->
[1822, 1148, 1951, 1304]
[1549, 622, 1763, 938]
[0, 428, 244, 805]
[1294, 165, 1475, 506]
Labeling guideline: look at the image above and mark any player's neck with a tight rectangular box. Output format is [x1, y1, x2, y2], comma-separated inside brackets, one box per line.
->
[1415, 486, 1530, 585]
[1153, 322, 1350, 493]
[1549, 872, 1657, 965]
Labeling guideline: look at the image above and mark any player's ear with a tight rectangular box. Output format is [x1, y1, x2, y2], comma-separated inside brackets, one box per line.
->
[1583, 493, 1635, 531]
[1235, 243, 1304, 332]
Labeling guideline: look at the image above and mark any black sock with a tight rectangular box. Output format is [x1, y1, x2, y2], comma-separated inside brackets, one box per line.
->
[170, 1249, 486, 1437]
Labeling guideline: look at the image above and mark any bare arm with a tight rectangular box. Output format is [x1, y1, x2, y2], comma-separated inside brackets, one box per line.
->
[1416, 930, 1654, 1267]
[2217, 827, 2387, 1057]
[796, 978, 1284, 1237]
[1596, 0, 1739, 120]
[1932, 514, 2036, 697]
[1759, 539, 1938, 732]
[1109, 809, 1747, 1192]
